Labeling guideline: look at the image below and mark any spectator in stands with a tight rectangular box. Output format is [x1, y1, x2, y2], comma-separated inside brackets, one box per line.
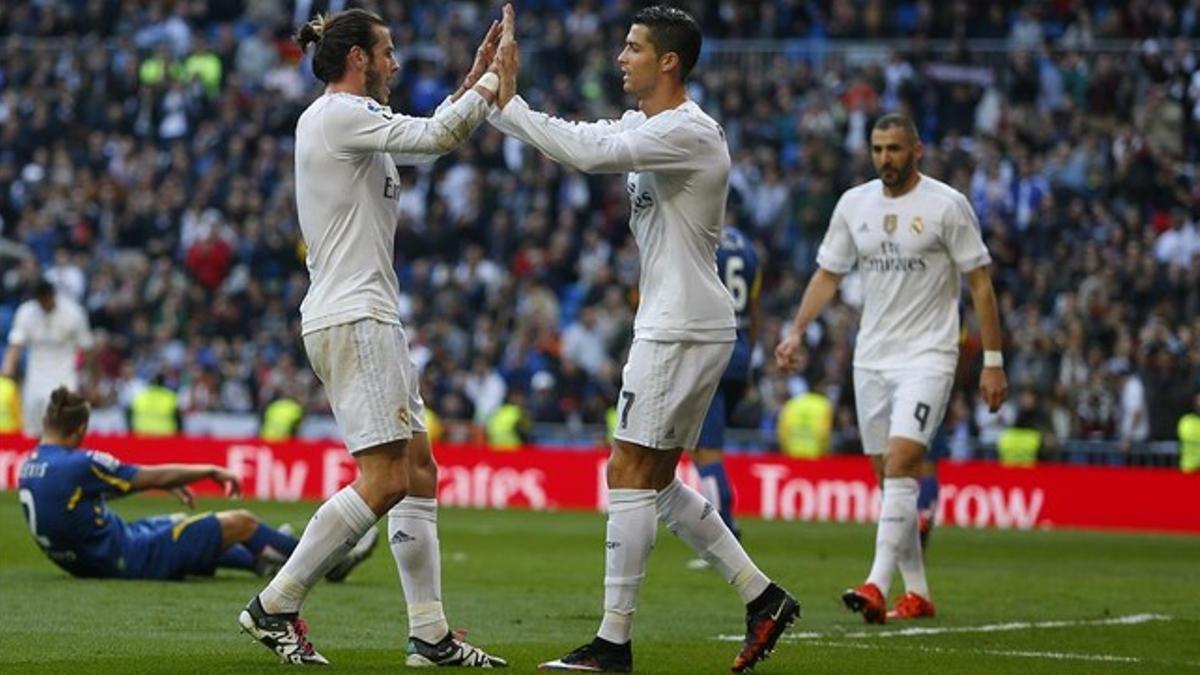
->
[0, 1, 1196, 465]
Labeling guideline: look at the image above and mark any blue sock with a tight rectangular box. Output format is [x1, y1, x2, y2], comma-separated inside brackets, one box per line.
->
[917, 475, 939, 514]
[217, 544, 255, 571]
[245, 523, 299, 558]
[696, 462, 737, 534]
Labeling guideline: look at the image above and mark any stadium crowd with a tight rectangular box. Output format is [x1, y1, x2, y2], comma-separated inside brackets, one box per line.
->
[1, 1, 1199, 457]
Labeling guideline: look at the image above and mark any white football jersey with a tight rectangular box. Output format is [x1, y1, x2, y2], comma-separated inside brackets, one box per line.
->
[7, 295, 92, 394]
[490, 97, 735, 342]
[817, 174, 991, 374]
[295, 90, 490, 335]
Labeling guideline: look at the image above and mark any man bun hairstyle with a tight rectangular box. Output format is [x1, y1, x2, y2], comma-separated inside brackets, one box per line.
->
[44, 387, 90, 435]
[633, 5, 703, 82]
[296, 8, 387, 83]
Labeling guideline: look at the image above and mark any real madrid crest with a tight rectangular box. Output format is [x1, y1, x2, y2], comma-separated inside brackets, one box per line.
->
[911, 216, 924, 234]
[883, 214, 897, 236]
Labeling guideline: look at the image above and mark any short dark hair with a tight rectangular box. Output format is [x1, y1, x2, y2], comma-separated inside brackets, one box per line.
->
[633, 5, 702, 82]
[33, 279, 55, 300]
[296, 8, 388, 83]
[44, 387, 90, 435]
[872, 113, 921, 144]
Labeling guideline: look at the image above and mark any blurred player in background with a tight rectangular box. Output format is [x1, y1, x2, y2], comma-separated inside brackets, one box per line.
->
[2, 280, 93, 438]
[688, 223, 761, 566]
[17, 387, 307, 581]
[777, 113, 1007, 623]
[488, 6, 797, 672]
[237, 6, 513, 667]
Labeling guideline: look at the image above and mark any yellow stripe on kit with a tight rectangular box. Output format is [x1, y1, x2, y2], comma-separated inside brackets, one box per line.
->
[66, 487, 83, 511]
[172, 512, 213, 541]
[90, 466, 131, 493]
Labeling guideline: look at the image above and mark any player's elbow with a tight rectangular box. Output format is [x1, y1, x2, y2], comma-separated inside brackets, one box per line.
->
[425, 119, 471, 155]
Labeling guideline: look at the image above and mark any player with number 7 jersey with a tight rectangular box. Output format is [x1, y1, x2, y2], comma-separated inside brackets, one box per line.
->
[488, 6, 797, 672]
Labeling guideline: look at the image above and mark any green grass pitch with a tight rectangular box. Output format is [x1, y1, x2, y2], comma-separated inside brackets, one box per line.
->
[1, 494, 1198, 673]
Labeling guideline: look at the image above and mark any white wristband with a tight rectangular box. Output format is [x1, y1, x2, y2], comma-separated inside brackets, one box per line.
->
[983, 350, 1004, 368]
[474, 72, 500, 96]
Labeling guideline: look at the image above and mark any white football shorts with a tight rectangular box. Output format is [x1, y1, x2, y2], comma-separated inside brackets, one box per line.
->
[854, 367, 953, 455]
[613, 339, 734, 450]
[303, 319, 426, 453]
[22, 389, 49, 438]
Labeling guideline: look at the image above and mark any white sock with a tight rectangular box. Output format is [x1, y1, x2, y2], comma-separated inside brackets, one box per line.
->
[596, 489, 657, 645]
[866, 477, 919, 597]
[656, 479, 769, 604]
[389, 497, 450, 643]
[896, 492, 930, 599]
[260, 486, 377, 614]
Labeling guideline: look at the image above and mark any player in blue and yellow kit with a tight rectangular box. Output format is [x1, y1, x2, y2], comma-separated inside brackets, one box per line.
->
[16, 387, 322, 580]
[690, 225, 761, 546]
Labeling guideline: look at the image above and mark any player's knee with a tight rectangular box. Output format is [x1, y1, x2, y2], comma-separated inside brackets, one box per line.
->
[378, 484, 408, 509]
[355, 474, 408, 511]
[607, 441, 677, 489]
[220, 510, 259, 541]
[884, 440, 924, 477]
[408, 452, 437, 483]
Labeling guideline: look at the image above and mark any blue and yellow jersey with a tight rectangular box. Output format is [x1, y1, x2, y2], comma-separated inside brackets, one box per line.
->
[716, 226, 761, 381]
[17, 445, 140, 577]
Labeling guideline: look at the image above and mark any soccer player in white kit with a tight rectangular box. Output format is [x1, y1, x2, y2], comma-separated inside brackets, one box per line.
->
[2, 280, 93, 438]
[776, 113, 1008, 624]
[237, 7, 514, 667]
[487, 7, 797, 672]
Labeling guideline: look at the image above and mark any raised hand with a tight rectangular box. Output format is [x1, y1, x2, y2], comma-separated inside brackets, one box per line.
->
[461, 19, 501, 94]
[491, 3, 519, 108]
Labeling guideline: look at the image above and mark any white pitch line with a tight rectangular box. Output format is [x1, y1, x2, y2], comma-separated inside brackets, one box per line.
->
[715, 612, 1172, 642]
[802, 640, 1145, 664]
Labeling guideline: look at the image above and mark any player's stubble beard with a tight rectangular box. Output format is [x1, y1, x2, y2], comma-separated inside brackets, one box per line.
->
[878, 154, 914, 189]
[365, 56, 389, 106]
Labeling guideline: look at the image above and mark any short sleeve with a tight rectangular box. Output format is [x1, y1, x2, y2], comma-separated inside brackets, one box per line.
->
[7, 304, 32, 345]
[815, 198, 857, 274]
[944, 193, 991, 272]
[82, 450, 139, 496]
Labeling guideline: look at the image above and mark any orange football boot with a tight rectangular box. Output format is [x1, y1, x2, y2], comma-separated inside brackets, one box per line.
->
[841, 582, 887, 624]
[886, 591, 936, 620]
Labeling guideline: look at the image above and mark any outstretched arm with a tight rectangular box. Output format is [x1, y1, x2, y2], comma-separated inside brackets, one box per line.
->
[490, 98, 700, 174]
[333, 87, 495, 159]
[129, 464, 242, 498]
[393, 12, 505, 166]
